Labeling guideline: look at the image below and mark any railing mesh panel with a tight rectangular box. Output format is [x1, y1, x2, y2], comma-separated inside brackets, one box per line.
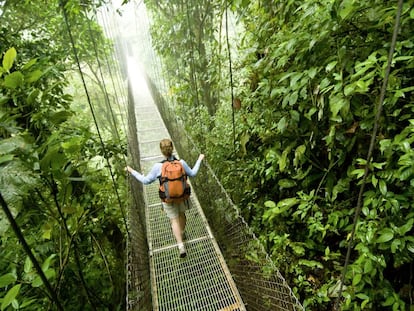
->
[147, 78, 304, 311]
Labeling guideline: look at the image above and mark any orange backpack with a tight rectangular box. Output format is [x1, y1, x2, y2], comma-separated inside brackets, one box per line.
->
[159, 158, 191, 203]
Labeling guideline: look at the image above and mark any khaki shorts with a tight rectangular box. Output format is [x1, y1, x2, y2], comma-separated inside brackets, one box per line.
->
[162, 201, 188, 219]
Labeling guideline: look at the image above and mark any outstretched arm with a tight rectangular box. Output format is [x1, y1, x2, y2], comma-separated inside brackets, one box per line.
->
[126, 164, 161, 184]
[181, 154, 205, 177]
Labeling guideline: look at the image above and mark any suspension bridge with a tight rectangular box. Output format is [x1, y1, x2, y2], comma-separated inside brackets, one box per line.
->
[124, 51, 303, 310]
[0, 0, 406, 310]
[93, 1, 306, 309]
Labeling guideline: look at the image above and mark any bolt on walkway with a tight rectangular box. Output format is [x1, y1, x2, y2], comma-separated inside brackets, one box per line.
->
[131, 66, 246, 311]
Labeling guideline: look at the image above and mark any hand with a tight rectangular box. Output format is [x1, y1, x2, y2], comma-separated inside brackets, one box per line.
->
[125, 166, 133, 173]
[198, 154, 205, 161]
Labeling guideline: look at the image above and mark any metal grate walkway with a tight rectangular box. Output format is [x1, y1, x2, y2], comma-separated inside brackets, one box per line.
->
[131, 64, 246, 311]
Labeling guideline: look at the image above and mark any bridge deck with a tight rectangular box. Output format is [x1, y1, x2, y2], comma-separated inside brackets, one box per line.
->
[131, 71, 246, 311]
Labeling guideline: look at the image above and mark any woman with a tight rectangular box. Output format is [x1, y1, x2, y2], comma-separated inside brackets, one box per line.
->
[126, 138, 204, 258]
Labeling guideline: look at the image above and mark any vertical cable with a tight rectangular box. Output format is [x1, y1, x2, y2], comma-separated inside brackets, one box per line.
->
[185, 0, 204, 140]
[60, 2, 130, 239]
[0, 192, 64, 311]
[225, 0, 236, 150]
[96, 9, 128, 139]
[334, 0, 404, 309]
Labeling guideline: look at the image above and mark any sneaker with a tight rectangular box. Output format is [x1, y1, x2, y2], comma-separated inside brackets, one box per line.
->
[178, 243, 187, 258]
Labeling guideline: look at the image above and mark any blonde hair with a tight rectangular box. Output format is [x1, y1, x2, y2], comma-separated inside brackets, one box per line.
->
[160, 139, 173, 157]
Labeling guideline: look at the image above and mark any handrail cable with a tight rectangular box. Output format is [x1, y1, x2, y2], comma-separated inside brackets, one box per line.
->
[60, 2, 130, 240]
[334, 0, 404, 309]
[0, 191, 64, 311]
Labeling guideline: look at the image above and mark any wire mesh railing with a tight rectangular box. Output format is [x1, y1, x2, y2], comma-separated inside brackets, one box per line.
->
[146, 77, 304, 311]
[126, 81, 152, 310]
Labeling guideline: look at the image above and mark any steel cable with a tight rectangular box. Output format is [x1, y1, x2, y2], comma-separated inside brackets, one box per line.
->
[60, 2, 130, 240]
[334, 0, 404, 308]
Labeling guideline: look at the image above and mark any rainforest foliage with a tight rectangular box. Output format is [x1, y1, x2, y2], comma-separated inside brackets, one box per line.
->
[0, 1, 127, 310]
[145, 0, 414, 309]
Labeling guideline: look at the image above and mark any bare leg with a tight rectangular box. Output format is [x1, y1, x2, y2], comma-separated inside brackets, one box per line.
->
[171, 217, 187, 258]
[179, 212, 186, 234]
[170, 217, 182, 243]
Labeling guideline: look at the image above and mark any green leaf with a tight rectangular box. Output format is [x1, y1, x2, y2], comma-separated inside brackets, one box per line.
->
[0, 273, 17, 288]
[50, 110, 73, 126]
[21, 58, 37, 70]
[240, 133, 250, 155]
[363, 260, 373, 274]
[42, 254, 56, 272]
[352, 273, 362, 286]
[0, 154, 14, 165]
[24, 257, 33, 274]
[356, 293, 369, 300]
[351, 168, 365, 179]
[31, 270, 56, 288]
[293, 144, 306, 167]
[289, 91, 298, 106]
[391, 239, 401, 253]
[4, 71, 24, 89]
[339, 0, 355, 20]
[376, 228, 394, 243]
[19, 299, 36, 308]
[12, 299, 19, 309]
[277, 197, 299, 209]
[325, 246, 330, 257]
[291, 244, 305, 256]
[0, 137, 21, 155]
[264, 200, 276, 208]
[397, 219, 413, 236]
[298, 259, 323, 269]
[32, 276, 43, 288]
[361, 298, 370, 309]
[325, 61, 337, 72]
[344, 84, 355, 96]
[26, 88, 40, 104]
[307, 67, 317, 79]
[371, 175, 378, 187]
[329, 95, 347, 118]
[2, 47, 17, 72]
[278, 179, 296, 189]
[383, 296, 394, 306]
[379, 180, 387, 196]
[1, 284, 21, 311]
[27, 69, 43, 83]
[277, 116, 287, 133]
[279, 153, 287, 172]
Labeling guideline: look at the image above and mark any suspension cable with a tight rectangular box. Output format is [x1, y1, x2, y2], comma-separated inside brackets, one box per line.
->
[184, 1, 204, 138]
[0, 192, 64, 311]
[95, 8, 128, 139]
[225, 0, 236, 150]
[86, 9, 123, 145]
[87, 7, 129, 168]
[334, 0, 404, 308]
[60, 2, 130, 240]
